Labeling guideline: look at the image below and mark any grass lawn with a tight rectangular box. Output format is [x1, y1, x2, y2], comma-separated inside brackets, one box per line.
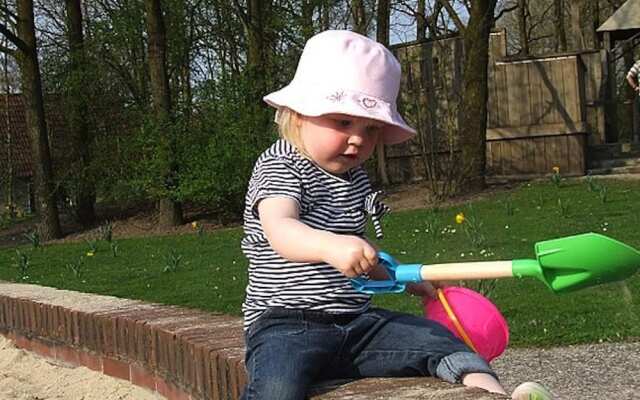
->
[1, 178, 639, 348]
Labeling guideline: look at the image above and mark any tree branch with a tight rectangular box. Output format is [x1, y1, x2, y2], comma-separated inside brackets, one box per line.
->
[0, 43, 15, 56]
[495, 3, 518, 21]
[0, 21, 28, 53]
[0, 4, 18, 24]
[435, 0, 465, 32]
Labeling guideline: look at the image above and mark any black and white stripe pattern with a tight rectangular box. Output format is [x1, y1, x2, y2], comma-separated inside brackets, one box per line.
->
[364, 190, 389, 239]
[241, 139, 388, 330]
[628, 60, 640, 79]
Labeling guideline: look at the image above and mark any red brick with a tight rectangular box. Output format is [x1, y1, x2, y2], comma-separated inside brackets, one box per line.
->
[37, 303, 48, 336]
[68, 310, 82, 346]
[43, 304, 54, 337]
[103, 357, 130, 381]
[79, 350, 103, 372]
[5, 299, 17, 329]
[157, 328, 179, 379]
[222, 350, 245, 400]
[78, 311, 97, 352]
[31, 337, 55, 359]
[131, 362, 157, 392]
[14, 299, 25, 331]
[93, 307, 145, 356]
[56, 344, 81, 366]
[156, 377, 191, 400]
[0, 296, 7, 328]
[13, 333, 31, 351]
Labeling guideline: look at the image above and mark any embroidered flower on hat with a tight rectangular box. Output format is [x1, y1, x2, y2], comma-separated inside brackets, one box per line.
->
[360, 97, 378, 109]
[327, 90, 346, 103]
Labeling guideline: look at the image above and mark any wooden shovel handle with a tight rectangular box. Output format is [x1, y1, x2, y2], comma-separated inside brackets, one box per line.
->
[420, 261, 514, 281]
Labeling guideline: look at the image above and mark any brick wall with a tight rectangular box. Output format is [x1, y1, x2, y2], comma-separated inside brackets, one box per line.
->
[0, 281, 506, 400]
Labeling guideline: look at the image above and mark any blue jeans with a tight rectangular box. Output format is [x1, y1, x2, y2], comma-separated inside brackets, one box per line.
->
[240, 307, 496, 400]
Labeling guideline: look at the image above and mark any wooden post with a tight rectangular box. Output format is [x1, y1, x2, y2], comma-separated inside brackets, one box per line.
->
[634, 95, 640, 142]
[602, 32, 618, 143]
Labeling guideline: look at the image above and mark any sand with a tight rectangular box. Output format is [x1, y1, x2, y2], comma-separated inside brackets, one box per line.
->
[0, 336, 164, 400]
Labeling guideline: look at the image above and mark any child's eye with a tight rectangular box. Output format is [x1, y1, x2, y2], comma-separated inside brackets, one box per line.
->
[335, 119, 352, 128]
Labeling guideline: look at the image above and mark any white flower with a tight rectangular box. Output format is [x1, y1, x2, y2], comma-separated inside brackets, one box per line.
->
[505, 225, 510, 229]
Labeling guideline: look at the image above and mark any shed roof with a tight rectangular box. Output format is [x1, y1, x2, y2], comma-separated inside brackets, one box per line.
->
[0, 94, 69, 178]
[598, 0, 640, 32]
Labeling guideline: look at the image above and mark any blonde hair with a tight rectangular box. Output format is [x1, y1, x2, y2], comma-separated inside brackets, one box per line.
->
[275, 107, 309, 157]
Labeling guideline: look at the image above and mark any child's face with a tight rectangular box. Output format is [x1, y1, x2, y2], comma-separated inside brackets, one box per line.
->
[299, 114, 382, 175]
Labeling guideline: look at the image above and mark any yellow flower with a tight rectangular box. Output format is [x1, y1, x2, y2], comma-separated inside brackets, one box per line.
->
[552, 166, 560, 174]
[191, 221, 198, 229]
[86, 252, 95, 257]
[455, 212, 465, 224]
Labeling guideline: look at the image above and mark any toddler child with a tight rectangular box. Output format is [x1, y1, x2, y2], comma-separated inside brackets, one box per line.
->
[240, 29, 553, 400]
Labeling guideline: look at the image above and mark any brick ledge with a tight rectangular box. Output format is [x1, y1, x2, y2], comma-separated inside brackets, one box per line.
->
[0, 281, 506, 400]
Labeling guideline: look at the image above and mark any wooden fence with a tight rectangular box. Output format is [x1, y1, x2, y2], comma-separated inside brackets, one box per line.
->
[388, 31, 604, 184]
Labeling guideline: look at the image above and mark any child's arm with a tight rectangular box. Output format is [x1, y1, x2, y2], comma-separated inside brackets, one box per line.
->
[258, 196, 378, 278]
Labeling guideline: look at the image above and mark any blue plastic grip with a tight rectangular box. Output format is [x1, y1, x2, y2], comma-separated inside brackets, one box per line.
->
[350, 251, 411, 294]
[394, 264, 423, 283]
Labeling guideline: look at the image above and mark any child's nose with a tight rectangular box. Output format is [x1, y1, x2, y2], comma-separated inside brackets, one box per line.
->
[348, 128, 368, 145]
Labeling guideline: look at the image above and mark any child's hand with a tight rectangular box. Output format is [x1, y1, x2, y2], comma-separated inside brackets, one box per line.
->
[323, 235, 378, 278]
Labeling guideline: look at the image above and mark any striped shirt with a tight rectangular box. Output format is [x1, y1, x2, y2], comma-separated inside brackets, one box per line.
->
[241, 139, 376, 330]
[628, 60, 640, 80]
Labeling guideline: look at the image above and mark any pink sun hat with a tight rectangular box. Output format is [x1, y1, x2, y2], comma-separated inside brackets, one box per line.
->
[263, 30, 416, 145]
[424, 287, 509, 362]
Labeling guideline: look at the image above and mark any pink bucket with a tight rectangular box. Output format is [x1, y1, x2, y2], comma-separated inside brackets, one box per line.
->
[423, 286, 509, 362]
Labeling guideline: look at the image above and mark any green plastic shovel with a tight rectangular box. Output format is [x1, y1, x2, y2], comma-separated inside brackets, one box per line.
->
[351, 233, 640, 294]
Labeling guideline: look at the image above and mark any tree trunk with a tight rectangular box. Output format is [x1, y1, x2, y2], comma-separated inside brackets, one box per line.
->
[587, 1, 600, 49]
[16, 0, 62, 239]
[458, 0, 497, 192]
[242, 0, 273, 144]
[570, 0, 585, 51]
[65, 0, 96, 227]
[375, 0, 390, 186]
[351, 0, 366, 34]
[517, 0, 529, 55]
[301, 0, 315, 41]
[416, 0, 426, 41]
[554, 0, 567, 52]
[320, 1, 330, 31]
[144, 0, 183, 226]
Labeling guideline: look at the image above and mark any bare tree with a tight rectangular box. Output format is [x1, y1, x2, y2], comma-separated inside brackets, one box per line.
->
[350, 0, 366, 34]
[144, 0, 184, 226]
[569, 0, 585, 50]
[233, 0, 274, 142]
[64, 0, 95, 227]
[0, 0, 62, 239]
[554, 0, 567, 51]
[436, 0, 498, 191]
[517, 0, 530, 55]
[375, 0, 390, 185]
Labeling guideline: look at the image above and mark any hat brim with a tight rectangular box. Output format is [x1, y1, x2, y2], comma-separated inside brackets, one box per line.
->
[264, 84, 416, 145]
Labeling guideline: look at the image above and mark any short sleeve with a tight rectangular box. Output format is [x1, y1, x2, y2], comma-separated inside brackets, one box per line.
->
[247, 156, 303, 218]
[628, 61, 640, 78]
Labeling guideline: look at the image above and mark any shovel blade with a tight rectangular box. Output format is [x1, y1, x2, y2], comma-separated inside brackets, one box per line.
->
[535, 233, 640, 293]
